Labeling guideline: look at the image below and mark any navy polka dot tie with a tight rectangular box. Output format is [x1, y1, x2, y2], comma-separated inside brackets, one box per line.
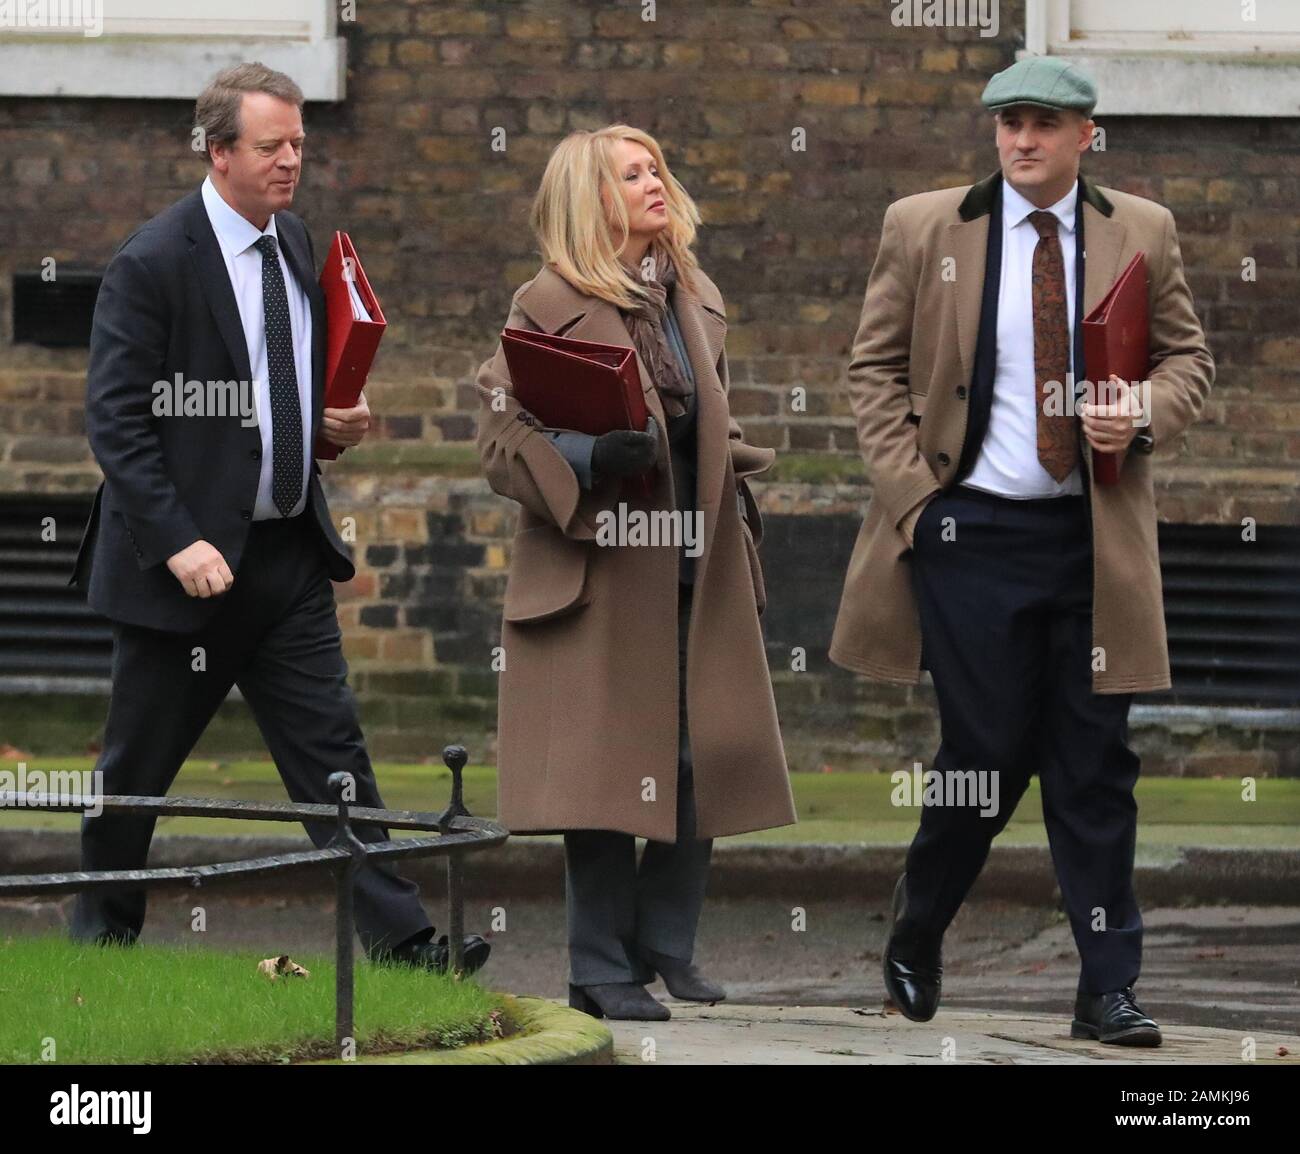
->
[255, 234, 303, 517]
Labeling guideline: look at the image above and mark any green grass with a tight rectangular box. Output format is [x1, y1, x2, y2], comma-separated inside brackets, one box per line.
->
[0, 934, 511, 1064]
[318, 443, 864, 484]
[3, 760, 1297, 848]
[764, 451, 867, 485]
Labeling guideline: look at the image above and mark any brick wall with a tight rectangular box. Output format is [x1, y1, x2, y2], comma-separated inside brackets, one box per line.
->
[1, 0, 1296, 773]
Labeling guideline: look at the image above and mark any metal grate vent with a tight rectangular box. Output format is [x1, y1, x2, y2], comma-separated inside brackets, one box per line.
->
[0, 495, 111, 679]
[1155, 522, 1300, 706]
[0, 496, 1295, 705]
[12, 271, 101, 348]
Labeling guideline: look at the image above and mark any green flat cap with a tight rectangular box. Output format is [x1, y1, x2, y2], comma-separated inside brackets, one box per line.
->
[981, 56, 1098, 116]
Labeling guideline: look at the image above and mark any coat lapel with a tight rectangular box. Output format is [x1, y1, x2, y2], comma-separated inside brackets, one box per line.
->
[1081, 200, 1127, 317]
[183, 189, 253, 386]
[665, 280, 729, 581]
[945, 215, 990, 388]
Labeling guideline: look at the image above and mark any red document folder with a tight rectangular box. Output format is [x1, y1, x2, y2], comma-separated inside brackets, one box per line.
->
[501, 327, 654, 498]
[315, 231, 387, 460]
[1082, 252, 1149, 486]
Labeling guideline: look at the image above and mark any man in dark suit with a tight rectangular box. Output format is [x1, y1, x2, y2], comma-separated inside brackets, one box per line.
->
[830, 58, 1213, 1044]
[70, 62, 487, 974]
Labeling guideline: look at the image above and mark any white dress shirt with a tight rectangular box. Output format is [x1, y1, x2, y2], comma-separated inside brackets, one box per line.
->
[961, 178, 1083, 498]
[201, 175, 313, 519]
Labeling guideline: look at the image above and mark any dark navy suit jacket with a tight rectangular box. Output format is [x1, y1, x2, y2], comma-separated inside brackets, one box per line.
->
[70, 185, 355, 632]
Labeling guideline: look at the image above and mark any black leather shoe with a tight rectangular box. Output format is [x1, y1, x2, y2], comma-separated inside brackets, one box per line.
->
[638, 947, 726, 1003]
[882, 872, 943, 1022]
[1071, 987, 1162, 1046]
[569, 982, 671, 1021]
[378, 933, 491, 976]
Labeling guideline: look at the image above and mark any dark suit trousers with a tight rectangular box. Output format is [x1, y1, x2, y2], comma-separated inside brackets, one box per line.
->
[895, 485, 1143, 995]
[563, 578, 713, 986]
[71, 513, 433, 957]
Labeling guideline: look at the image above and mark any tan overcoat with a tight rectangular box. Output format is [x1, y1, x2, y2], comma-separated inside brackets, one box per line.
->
[476, 263, 797, 841]
[829, 173, 1215, 694]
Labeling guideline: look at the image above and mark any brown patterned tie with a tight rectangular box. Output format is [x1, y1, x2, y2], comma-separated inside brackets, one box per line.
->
[1028, 210, 1078, 481]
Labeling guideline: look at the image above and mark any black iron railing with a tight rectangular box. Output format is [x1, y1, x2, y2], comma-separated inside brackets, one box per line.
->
[0, 744, 507, 1053]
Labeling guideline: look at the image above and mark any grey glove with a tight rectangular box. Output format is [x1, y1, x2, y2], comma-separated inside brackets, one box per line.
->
[592, 414, 659, 481]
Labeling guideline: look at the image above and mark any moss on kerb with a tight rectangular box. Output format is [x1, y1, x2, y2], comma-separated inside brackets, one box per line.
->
[341, 996, 614, 1066]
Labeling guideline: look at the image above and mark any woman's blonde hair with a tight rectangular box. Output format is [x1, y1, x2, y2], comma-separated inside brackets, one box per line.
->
[530, 125, 702, 309]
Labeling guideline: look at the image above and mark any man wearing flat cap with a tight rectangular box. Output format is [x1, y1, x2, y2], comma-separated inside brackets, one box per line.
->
[830, 56, 1214, 1044]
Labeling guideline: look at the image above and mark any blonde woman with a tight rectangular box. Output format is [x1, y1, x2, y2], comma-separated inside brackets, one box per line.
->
[475, 126, 796, 1021]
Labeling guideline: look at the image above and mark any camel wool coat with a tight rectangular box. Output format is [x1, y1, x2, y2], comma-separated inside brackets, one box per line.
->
[476, 263, 797, 842]
[829, 173, 1215, 693]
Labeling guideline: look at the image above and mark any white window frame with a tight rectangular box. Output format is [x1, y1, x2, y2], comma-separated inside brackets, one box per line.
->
[1022, 0, 1300, 117]
[0, 0, 346, 101]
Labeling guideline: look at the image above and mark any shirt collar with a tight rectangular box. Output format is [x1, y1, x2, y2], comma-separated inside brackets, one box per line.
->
[201, 174, 279, 259]
[1002, 177, 1078, 234]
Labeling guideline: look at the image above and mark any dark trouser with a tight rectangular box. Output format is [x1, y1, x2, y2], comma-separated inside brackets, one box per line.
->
[563, 579, 714, 986]
[71, 513, 433, 958]
[895, 485, 1143, 996]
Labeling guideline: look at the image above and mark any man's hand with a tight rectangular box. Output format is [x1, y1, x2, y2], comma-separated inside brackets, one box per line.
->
[899, 496, 931, 549]
[1081, 374, 1143, 455]
[321, 390, 370, 450]
[166, 540, 234, 598]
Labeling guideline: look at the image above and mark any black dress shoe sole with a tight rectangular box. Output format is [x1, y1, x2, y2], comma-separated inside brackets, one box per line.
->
[459, 940, 491, 975]
[1070, 1019, 1163, 1046]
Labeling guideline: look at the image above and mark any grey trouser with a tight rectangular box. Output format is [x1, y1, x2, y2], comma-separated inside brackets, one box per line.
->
[563, 579, 714, 985]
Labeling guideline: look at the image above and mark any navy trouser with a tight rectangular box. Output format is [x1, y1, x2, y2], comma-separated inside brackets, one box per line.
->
[71, 513, 434, 958]
[894, 485, 1143, 995]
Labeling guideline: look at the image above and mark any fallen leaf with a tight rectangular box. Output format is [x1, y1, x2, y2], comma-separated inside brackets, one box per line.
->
[257, 955, 310, 980]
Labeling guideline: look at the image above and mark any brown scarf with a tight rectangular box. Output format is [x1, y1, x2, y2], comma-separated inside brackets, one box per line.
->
[619, 247, 694, 419]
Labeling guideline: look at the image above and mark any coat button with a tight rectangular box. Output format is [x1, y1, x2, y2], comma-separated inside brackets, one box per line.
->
[956, 385, 967, 399]
[516, 411, 528, 422]
[241, 509, 252, 520]
[937, 451, 951, 466]
[250, 448, 262, 460]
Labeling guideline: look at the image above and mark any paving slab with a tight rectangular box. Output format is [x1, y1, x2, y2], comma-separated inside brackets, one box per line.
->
[600, 1003, 1300, 1065]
